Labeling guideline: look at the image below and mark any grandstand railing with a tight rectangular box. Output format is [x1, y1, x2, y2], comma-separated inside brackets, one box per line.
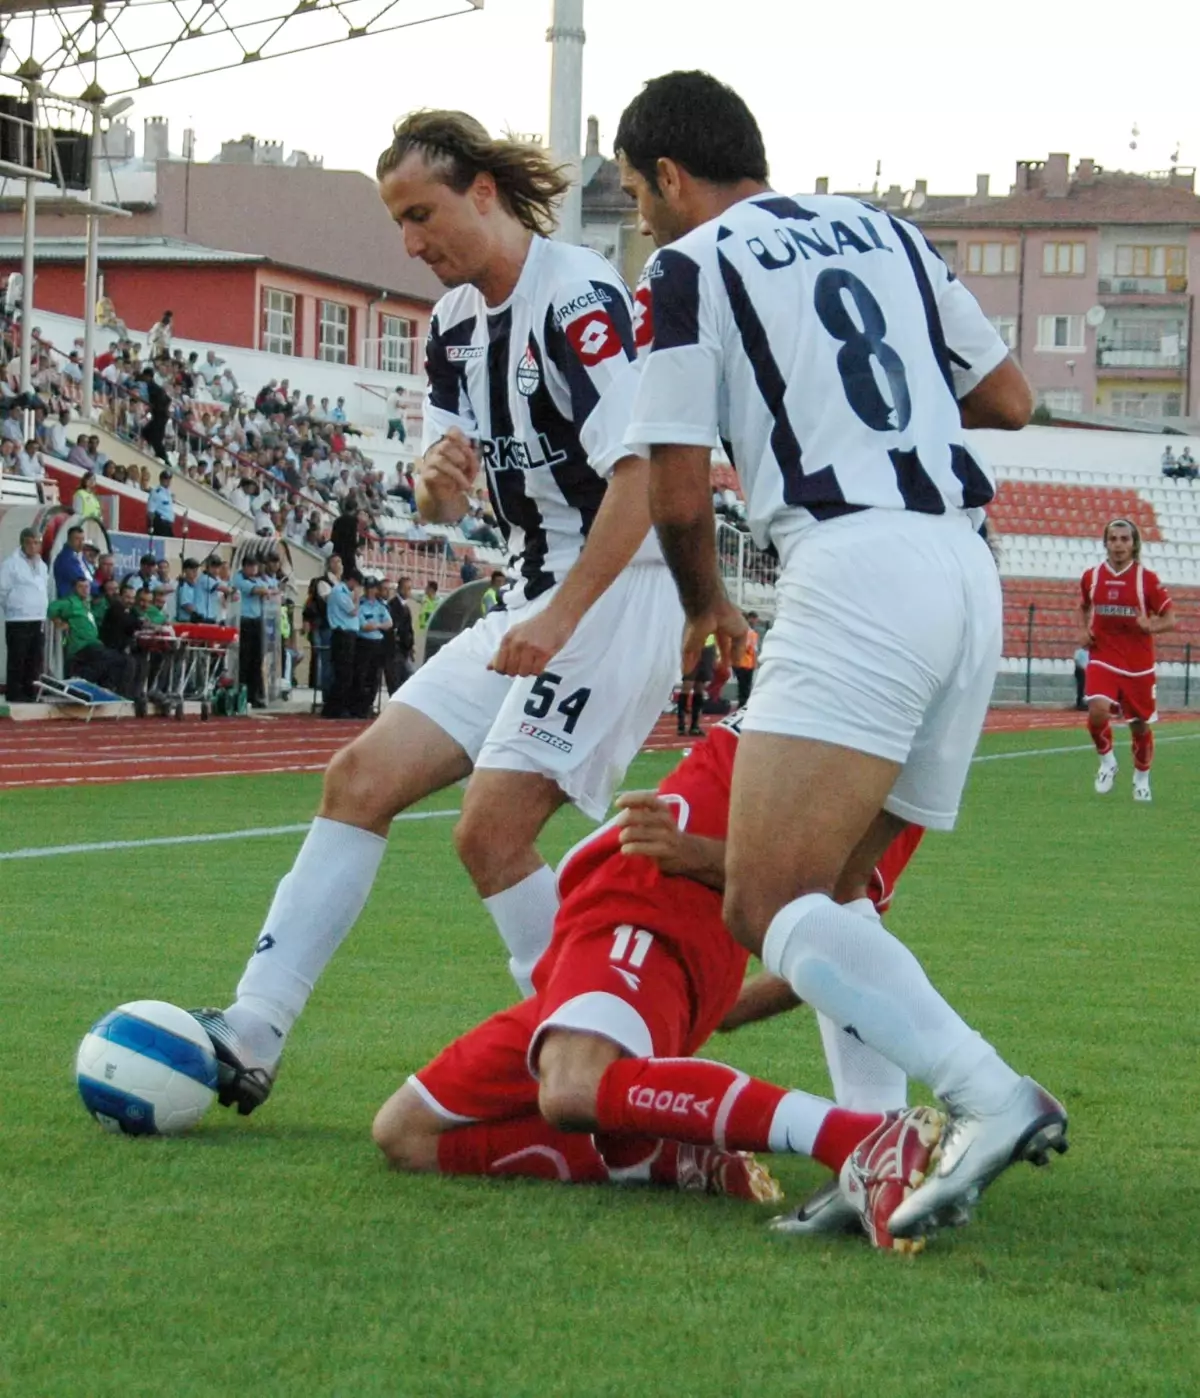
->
[717, 520, 778, 615]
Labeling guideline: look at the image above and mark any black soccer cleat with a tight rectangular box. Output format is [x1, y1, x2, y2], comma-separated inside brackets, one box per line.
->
[188, 1007, 276, 1116]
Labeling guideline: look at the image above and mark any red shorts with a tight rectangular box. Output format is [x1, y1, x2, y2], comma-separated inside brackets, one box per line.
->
[410, 918, 697, 1123]
[1085, 662, 1157, 723]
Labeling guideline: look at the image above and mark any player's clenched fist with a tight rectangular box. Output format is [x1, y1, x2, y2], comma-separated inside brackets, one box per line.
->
[417, 428, 479, 521]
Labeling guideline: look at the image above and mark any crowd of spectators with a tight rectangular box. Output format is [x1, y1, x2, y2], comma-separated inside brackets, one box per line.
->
[1161, 445, 1198, 482]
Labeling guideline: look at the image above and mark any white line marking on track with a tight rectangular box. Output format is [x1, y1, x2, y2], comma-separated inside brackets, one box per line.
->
[0, 808, 458, 860]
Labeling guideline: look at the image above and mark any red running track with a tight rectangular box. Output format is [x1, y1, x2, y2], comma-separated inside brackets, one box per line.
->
[0, 707, 1190, 791]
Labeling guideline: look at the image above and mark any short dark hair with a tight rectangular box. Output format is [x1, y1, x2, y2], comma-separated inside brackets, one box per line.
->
[615, 71, 768, 192]
[377, 109, 571, 236]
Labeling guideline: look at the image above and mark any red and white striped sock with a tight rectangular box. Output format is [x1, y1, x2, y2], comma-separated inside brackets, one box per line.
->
[594, 1056, 883, 1172]
[1131, 727, 1154, 772]
[1088, 714, 1114, 756]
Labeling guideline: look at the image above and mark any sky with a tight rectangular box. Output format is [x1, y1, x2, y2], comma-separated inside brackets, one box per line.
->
[57, 0, 1200, 197]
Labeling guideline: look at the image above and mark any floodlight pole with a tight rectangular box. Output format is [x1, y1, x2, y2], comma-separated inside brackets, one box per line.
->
[547, 0, 584, 245]
[81, 100, 102, 424]
[19, 80, 38, 407]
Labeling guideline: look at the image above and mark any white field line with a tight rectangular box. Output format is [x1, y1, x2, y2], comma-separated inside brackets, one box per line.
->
[3, 731, 1198, 860]
[0, 746, 343, 772]
[0, 808, 458, 860]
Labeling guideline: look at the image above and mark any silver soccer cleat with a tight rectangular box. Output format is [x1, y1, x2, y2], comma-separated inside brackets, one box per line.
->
[768, 1178, 860, 1238]
[1094, 755, 1117, 795]
[887, 1076, 1067, 1240]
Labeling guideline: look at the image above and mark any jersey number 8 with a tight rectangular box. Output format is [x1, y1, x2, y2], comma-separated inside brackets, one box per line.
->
[814, 268, 912, 434]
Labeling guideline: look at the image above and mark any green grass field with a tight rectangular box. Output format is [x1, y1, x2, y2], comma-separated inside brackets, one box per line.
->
[3, 724, 1199, 1398]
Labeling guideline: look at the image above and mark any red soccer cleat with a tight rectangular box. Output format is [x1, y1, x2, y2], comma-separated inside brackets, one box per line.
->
[653, 1140, 784, 1204]
[838, 1106, 946, 1253]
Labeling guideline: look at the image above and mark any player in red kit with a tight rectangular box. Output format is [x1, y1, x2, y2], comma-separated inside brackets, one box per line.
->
[374, 715, 946, 1253]
[1080, 519, 1175, 801]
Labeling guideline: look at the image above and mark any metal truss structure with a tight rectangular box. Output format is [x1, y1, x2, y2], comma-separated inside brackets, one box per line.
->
[0, 0, 482, 99]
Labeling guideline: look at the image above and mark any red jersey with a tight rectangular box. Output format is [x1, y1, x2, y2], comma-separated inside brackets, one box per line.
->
[551, 717, 925, 1047]
[1082, 561, 1171, 675]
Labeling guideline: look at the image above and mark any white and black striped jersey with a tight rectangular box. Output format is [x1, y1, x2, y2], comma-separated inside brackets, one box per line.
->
[423, 235, 655, 607]
[625, 193, 1008, 552]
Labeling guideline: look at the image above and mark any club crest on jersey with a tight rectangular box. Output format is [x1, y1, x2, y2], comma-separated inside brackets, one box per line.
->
[633, 286, 653, 350]
[566, 310, 622, 367]
[516, 344, 540, 396]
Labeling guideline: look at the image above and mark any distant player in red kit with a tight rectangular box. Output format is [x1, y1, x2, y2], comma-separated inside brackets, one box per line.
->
[1081, 519, 1175, 801]
[373, 716, 945, 1253]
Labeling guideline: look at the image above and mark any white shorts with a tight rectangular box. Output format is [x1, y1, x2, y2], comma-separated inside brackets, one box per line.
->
[394, 563, 683, 821]
[744, 510, 1001, 831]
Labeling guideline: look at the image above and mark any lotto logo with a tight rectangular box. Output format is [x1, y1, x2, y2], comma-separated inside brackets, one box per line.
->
[627, 1087, 715, 1120]
[566, 310, 622, 366]
[633, 286, 653, 350]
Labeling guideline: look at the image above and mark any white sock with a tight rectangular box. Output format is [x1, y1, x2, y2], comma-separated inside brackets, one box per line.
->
[482, 864, 559, 995]
[229, 817, 388, 1058]
[816, 897, 909, 1112]
[767, 1089, 835, 1157]
[762, 892, 1021, 1115]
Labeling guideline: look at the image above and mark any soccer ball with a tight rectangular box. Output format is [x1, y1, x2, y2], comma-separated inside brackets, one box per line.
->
[76, 1000, 218, 1136]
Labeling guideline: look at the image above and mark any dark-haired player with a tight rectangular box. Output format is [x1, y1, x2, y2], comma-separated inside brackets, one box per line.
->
[614, 70, 1066, 1240]
[1081, 518, 1175, 801]
[194, 111, 683, 1111]
[373, 715, 945, 1253]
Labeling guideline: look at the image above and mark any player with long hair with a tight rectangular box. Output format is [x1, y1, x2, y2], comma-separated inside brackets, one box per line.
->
[1081, 518, 1175, 801]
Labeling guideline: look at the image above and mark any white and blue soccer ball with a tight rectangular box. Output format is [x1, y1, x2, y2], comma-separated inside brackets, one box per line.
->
[76, 1000, 218, 1136]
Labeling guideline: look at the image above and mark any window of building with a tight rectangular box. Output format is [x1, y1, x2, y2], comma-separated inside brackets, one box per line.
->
[260, 288, 295, 356]
[1037, 388, 1083, 413]
[932, 241, 958, 274]
[1036, 314, 1085, 350]
[1114, 244, 1187, 279]
[989, 315, 1018, 351]
[318, 300, 350, 364]
[966, 242, 1018, 275]
[1109, 390, 1183, 420]
[380, 313, 416, 375]
[1042, 241, 1086, 276]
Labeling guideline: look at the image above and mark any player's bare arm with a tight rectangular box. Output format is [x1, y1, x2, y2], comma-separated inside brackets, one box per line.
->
[958, 355, 1034, 431]
[415, 428, 478, 524]
[489, 452, 653, 677]
[615, 789, 725, 887]
[649, 442, 747, 671]
[1137, 605, 1176, 635]
[717, 974, 801, 1033]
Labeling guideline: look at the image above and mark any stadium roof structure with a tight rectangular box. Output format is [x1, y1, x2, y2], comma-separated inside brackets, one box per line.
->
[0, 232, 264, 262]
[0, 0, 484, 99]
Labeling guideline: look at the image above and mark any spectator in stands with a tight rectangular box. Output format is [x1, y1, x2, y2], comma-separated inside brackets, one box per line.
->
[354, 575, 391, 717]
[1178, 446, 1197, 482]
[140, 367, 171, 465]
[72, 470, 103, 521]
[377, 576, 410, 694]
[16, 438, 41, 478]
[386, 388, 407, 442]
[134, 586, 168, 627]
[735, 612, 760, 707]
[460, 502, 503, 548]
[1161, 446, 1179, 478]
[0, 527, 49, 703]
[123, 553, 161, 596]
[196, 555, 230, 622]
[154, 558, 177, 613]
[42, 408, 71, 460]
[48, 576, 130, 694]
[91, 576, 119, 628]
[330, 500, 364, 582]
[148, 311, 174, 358]
[481, 570, 506, 615]
[90, 552, 116, 598]
[53, 524, 92, 599]
[146, 469, 176, 536]
[66, 434, 96, 471]
[324, 570, 360, 719]
[2, 404, 24, 447]
[0, 439, 18, 475]
[174, 558, 202, 622]
[460, 556, 479, 584]
[232, 556, 270, 708]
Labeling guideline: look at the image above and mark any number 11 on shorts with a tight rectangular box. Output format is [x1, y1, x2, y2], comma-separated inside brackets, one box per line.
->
[610, 925, 653, 967]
